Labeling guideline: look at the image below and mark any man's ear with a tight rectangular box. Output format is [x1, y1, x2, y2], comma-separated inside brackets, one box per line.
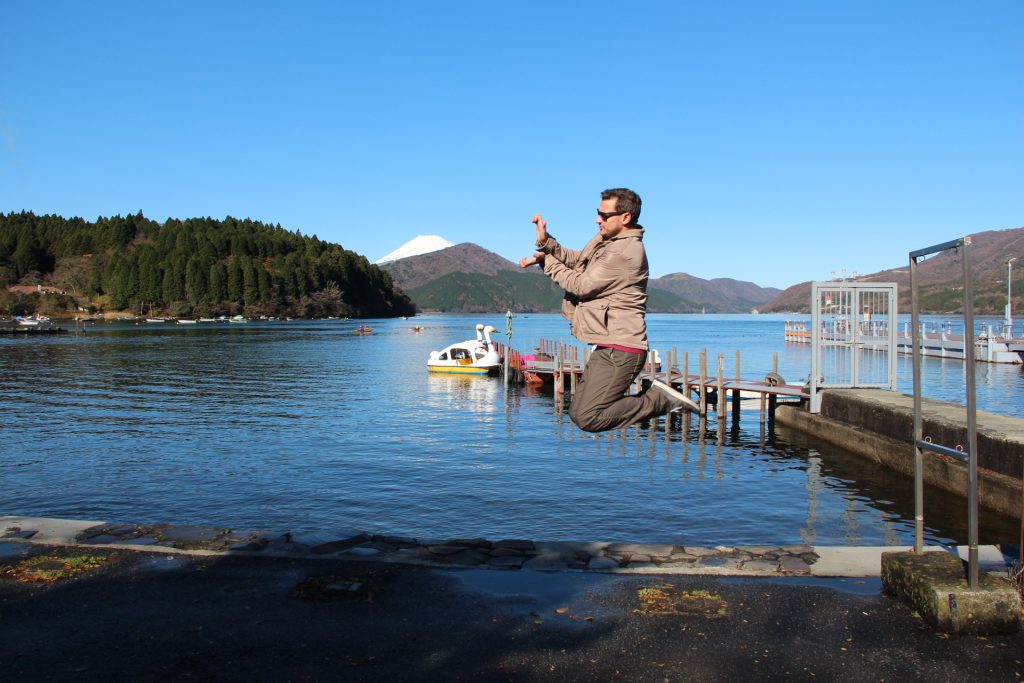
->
[622, 211, 633, 226]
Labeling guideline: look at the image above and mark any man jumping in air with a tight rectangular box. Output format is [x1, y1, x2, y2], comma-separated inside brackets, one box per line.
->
[520, 188, 699, 432]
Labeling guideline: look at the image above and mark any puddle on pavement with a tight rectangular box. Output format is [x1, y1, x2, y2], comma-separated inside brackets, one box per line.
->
[134, 554, 191, 573]
[454, 569, 619, 621]
[0, 541, 29, 560]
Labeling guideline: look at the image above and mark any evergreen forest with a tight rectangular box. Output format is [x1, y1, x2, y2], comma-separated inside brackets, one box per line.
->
[0, 211, 416, 318]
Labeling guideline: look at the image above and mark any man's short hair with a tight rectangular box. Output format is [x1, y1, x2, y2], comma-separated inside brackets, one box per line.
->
[601, 188, 641, 225]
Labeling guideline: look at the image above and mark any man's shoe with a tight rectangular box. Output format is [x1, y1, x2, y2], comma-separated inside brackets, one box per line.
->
[643, 378, 701, 414]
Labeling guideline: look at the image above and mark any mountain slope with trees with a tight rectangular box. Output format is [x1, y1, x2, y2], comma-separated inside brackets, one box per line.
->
[385, 242, 776, 313]
[381, 243, 522, 291]
[649, 273, 781, 312]
[0, 211, 415, 318]
[405, 268, 697, 313]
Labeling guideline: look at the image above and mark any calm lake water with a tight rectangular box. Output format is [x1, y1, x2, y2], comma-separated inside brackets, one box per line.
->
[2, 313, 1020, 547]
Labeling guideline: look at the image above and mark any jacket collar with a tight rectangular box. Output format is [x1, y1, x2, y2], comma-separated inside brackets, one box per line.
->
[605, 226, 644, 241]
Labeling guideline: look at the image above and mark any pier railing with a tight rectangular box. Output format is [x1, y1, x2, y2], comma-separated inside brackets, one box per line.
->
[494, 339, 808, 429]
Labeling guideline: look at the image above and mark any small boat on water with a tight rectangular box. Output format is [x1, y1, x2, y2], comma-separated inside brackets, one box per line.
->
[16, 315, 50, 326]
[354, 325, 373, 334]
[146, 318, 169, 323]
[177, 319, 198, 324]
[228, 315, 248, 323]
[427, 324, 500, 375]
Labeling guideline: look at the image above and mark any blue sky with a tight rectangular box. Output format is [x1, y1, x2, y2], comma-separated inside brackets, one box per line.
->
[2, 1, 1020, 289]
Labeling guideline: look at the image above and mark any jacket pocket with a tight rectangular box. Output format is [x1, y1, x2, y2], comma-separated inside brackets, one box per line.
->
[573, 299, 609, 338]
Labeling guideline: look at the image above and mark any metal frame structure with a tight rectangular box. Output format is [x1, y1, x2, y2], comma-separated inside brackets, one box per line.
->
[809, 282, 898, 413]
[910, 237, 979, 588]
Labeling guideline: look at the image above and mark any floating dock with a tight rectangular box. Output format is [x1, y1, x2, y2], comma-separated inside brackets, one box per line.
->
[784, 320, 1024, 364]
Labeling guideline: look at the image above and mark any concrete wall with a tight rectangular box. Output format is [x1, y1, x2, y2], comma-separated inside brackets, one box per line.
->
[775, 389, 1023, 517]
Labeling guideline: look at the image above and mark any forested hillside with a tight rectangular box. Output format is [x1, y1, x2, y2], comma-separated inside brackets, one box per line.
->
[0, 211, 415, 318]
[406, 269, 695, 313]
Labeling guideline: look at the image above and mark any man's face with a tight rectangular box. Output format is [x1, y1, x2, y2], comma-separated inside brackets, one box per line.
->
[596, 197, 630, 239]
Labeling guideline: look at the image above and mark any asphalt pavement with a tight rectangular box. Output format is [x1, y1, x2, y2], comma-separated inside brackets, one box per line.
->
[1, 543, 1021, 682]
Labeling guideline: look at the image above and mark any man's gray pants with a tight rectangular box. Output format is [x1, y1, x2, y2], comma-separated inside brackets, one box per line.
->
[568, 346, 672, 433]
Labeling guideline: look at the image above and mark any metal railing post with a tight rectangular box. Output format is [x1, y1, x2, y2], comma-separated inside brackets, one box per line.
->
[962, 240, 979, 588]
[910, 252, 924, 553]
[909, 237, 979, 588]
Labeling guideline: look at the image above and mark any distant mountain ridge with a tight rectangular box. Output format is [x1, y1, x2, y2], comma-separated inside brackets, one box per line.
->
[650, 273, 781, 312]
[760, 225, 1024, 314]
[381, 242, 780, 313]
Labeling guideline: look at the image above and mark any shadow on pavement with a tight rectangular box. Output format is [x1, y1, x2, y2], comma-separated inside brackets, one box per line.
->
[1, 545, 1022, 681]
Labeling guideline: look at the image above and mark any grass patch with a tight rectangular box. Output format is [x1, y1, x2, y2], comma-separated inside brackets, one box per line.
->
[1010, 561, 1023, 615]
[3, 554, 111, 584]
[635, 586, 728, 618]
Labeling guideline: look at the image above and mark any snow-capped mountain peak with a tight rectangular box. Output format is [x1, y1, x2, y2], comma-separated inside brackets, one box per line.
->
[374, 235, 454, 264]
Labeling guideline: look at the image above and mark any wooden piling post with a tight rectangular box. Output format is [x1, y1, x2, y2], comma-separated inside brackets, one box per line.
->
[569, 345, 577, 396]
[699, 349, 707, 415]
[668, 347, 676, 385]
[731, 349, 741, 425]
[717, 353, 725, 416]
[555, 347, 563, 405]
[683, 351, 689, 398]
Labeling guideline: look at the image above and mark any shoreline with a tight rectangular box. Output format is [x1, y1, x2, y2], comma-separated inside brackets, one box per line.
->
[3, 515, 1017, 579]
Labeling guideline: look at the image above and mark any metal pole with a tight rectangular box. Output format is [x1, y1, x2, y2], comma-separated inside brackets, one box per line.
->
[888, 285, 898, 391]
[910, 253, 924, 553]
[810, 283, 820, 413]
[962, 239, 979, 589]
[1008, 258, 1017, 334]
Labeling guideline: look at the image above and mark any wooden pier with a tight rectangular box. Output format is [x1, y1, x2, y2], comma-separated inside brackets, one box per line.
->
[494, 339, 808, 426]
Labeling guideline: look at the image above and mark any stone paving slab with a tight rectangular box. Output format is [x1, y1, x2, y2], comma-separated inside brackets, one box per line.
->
[810, 546, 950, 577]
[1, 516, 1016, 578]
[0, 516, 106, 542]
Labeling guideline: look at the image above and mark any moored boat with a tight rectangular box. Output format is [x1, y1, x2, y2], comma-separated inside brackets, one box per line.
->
[427, 324, 500, 375]
[16, 315, 50, 326]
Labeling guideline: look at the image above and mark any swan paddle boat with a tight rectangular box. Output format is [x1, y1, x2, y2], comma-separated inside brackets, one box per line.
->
[428, 324, 501, 375]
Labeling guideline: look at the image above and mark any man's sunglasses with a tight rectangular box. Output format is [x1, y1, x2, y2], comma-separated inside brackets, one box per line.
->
[596, 209, 627, 220]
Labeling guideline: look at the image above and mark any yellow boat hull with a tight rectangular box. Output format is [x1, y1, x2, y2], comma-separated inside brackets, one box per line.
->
[427, 364, 498, 375]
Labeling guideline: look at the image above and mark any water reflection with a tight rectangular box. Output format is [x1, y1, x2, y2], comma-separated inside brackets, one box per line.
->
[426, 373, 502, 415]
